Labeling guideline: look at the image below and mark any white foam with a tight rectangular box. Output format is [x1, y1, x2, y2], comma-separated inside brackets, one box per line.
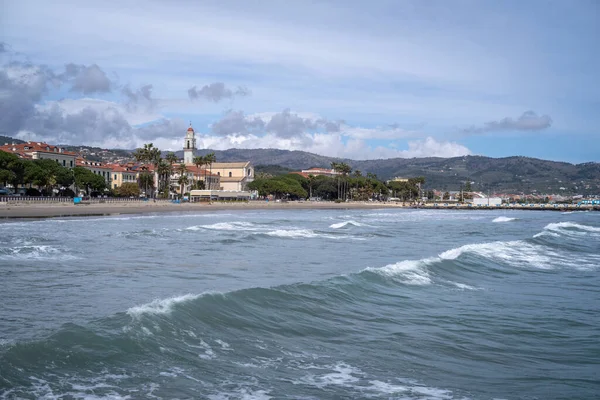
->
[297, 363, 361, 388]
[365, 380, 453, 399]
[0, 245, 79, 260]
[127, 293, 201, 317]
[216, 339, 232, 350]
[329, 220, 364, 229]
[543, 221, 600, 235]
[448, 281, 480, 291]
[263, 229, 319, 238]
[190, 221, 259, 231]
[439, 240, 599, 270]
[492, 216, 517, 223]
[365, 259, 434, 285]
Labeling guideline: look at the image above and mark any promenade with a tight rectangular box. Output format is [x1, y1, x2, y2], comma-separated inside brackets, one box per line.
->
[0, 197, 597, 219]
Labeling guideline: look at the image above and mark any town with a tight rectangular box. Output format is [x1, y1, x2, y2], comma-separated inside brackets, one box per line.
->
[0, 126, 598, 209]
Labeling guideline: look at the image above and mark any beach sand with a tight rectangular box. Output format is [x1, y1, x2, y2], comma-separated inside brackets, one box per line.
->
[0, 201, 404, 219]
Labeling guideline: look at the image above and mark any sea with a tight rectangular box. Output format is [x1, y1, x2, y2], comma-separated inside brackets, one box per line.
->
[0, 208, 599, 400]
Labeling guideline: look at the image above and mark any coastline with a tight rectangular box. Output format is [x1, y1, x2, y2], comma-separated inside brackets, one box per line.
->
[0, 201, 596, 219]
[0, 201, 404, 219]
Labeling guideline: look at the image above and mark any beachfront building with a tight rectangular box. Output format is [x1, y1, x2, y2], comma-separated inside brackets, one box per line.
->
[180, 124, 253, 192]
[169, 165, 220, 196]
[76, 158, 112, 186]
[0, 141, 77, 168]
[109, 164, 138, 189]
[210, 162, 254, 191]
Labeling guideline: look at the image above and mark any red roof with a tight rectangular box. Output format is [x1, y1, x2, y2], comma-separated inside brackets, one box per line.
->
[76, 157, 112, 169]
[187, 127, 194, 132]
[0, 142, 77, 156]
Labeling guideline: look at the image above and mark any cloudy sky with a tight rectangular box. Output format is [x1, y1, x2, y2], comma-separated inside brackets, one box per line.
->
[1, 0, 598, 162]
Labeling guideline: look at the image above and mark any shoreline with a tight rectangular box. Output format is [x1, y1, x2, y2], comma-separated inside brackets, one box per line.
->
[0, 201, 596, 219]
[0, 201, 404, 219]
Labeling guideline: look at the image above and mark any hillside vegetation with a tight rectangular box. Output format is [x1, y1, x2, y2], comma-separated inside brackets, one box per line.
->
[1, 134, 597, 194]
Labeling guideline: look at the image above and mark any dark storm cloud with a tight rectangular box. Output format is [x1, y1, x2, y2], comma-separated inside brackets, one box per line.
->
[187, 82, 250, 102]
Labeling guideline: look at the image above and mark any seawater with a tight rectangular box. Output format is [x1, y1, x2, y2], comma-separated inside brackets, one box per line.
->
[0, 209, 599, 399]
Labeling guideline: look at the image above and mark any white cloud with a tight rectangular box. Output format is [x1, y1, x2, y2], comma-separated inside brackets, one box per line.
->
[198, 132, 470, 160]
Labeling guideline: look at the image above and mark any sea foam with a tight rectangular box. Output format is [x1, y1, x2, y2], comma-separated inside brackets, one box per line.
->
[127, 293, 203, 317]
[492, 216, 517, 223]
[329, 220, 364, 229]
[0, 245, 78, 260]
[365, 259, 435, 285]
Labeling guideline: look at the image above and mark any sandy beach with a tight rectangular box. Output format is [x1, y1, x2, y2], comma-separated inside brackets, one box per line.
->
[0, 201, 405, 219]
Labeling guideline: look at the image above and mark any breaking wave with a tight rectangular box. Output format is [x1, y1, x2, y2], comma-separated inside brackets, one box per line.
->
[0, 245, 79, 260]
[329, 220, 366, 229]
[492, 216, 518, 223]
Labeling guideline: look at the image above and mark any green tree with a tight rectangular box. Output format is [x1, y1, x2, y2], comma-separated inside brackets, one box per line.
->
[116, 182, 141, 197]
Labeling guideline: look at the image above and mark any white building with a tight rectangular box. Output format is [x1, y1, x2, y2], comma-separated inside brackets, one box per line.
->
[183, 124, 196, 165]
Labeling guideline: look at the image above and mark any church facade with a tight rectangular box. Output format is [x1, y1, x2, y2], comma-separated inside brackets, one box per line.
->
[183, 125, 254, 191]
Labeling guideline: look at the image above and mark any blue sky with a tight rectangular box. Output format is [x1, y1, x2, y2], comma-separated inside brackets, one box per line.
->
[1, 0, 598, 162]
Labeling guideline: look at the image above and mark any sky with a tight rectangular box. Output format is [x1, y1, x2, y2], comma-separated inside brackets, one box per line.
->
[1, 0, 598, 162]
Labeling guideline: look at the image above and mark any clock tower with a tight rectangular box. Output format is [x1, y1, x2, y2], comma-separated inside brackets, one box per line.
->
[184, 124, 196, 164]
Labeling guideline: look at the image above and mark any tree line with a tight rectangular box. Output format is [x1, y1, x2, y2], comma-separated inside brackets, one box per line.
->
[249, 162, 425, 202]
[0, 151, 107, 196]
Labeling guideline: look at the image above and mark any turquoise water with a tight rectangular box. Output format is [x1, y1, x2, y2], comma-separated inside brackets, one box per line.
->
[1, 209, 599, 399]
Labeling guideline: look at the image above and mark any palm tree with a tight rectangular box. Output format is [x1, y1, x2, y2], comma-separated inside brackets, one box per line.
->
[193, 155, 206, 189]
[205, 152, 216, 189]
[156, 160, 171, 197]
[336, 162, 352, 200]
[166, 152, 178, 166]
[178, 174, 189, 199]
[330, 162, 340, 199]
[307, 174, 315, 199]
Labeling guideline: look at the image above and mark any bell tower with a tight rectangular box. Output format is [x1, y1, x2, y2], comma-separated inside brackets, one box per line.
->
[184, 123, 196, 164]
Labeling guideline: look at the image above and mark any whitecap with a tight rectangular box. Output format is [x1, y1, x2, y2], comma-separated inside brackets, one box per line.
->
[127, 293, 201, 317]
[329, 220, 364, 229]
[0, 245, 79, 261]
[191, 221, 259, 231]
[365, 259, 435, 285]
[492, 216, 517, 223]
[543, 221, 600, 235]
[263, 229, 319, 238]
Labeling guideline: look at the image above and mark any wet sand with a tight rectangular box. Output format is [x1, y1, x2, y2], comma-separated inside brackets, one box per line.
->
[0, 201, 404, 219]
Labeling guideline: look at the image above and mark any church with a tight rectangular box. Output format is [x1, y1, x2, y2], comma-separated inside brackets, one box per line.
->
[183, 125, 254, 192]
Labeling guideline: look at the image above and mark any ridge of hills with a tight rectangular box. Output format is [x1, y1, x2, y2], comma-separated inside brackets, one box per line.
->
[1, 136, 598, 194]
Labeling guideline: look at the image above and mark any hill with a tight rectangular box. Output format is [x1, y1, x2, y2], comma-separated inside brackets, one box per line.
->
[1, 134, 597, 194]
[188, 149, 599, 194]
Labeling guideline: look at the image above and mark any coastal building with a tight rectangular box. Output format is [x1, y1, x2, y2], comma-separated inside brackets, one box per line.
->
[390, 177, 409, 183]
[181, 124, 253, 192]
[210, 162, 254, 191]
[76, 158, 112, 186]
[0, 141, 77, 168]
[301, 167, 340, 177]
[108, 164, 138, 189]
[169, 165, 220, 196]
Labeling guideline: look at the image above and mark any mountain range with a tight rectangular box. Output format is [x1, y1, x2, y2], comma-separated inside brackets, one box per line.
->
[1, 136, 598, 194]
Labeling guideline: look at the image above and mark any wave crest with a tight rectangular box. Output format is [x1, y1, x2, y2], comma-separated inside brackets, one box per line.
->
[127, 293, 203, 317]
[329, 220, 364, 229]
[492, 216, 517, 223]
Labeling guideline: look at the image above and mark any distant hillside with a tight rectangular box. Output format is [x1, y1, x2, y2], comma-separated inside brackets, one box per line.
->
[1, 134, 597, 194]
[188, 149, 600, 194]
[0, 136, 25, 145]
